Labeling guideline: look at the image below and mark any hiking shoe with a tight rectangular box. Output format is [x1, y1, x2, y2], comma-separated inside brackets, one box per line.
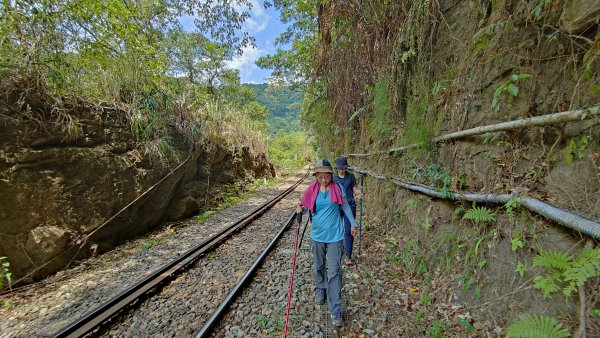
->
[345, 257, 353, 266]
[315, 288, 326, 305]
[331, 308, 343, 326]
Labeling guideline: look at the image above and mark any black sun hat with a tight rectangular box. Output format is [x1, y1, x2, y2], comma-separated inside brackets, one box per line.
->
[334, 156, 349, 169]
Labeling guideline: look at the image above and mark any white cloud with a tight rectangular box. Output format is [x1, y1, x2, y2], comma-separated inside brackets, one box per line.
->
[227, 45, 266, 82]
[243, 0, 271, 34]
[245, 17, 268, 34]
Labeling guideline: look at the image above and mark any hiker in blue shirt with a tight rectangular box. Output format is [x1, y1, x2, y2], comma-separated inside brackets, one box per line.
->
[333, 156, 362, 266]
[297, 159, 357, 326]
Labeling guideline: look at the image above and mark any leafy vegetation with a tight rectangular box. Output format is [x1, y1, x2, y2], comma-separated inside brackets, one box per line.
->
[268, 131, 313, 172]
[196, 210, 217, 224]
[532, 248, 600, 298]
[0, 257, 12, 291]
[0, 0, 270, 161]
[506, 314, 569, 338]
[491, 73, 531, 113]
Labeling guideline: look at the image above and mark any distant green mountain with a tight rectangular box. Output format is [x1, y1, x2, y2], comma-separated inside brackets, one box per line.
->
[245, 83, 302, 134]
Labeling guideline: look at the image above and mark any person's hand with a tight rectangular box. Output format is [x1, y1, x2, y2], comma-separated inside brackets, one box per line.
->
[354, 188, 363, 200]
[351, 226, 358, 237]
[295, 204, 303, 214]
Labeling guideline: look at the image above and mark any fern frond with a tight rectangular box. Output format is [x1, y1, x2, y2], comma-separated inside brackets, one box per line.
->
[533, 276, 560, 298]
[562, 248, 600, 296]
[532, 251, 572, 273]
[506, 314, 570, 338]
[463, 206, 495, 224]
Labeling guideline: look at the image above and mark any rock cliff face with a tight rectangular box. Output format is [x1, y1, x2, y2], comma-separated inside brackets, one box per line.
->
[314, 0, 599, 331]
[0, 81, 274, 282]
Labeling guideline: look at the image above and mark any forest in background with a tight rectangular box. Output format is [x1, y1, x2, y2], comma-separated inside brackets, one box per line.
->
[246, 83, 302, 134]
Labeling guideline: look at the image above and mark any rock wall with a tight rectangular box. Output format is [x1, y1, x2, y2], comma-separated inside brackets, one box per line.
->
[0, 81, 274, 282]
[320, 0, 599, 332]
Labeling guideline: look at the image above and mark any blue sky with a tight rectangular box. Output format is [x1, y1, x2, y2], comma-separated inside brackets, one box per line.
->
[180, 0, 288, 84]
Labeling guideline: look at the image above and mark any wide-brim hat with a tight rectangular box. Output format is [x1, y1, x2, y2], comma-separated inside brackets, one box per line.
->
[334, 156, 349, 169]
[312, 159, 333, 175]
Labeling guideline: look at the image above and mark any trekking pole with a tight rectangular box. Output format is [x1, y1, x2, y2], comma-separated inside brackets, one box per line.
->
[358, 173, 364, 257]
[283, 212, 302, 337]
[298, 212, 311, 250]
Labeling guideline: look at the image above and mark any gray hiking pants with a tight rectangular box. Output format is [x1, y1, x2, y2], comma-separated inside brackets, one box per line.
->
[311, 239, 343, 314]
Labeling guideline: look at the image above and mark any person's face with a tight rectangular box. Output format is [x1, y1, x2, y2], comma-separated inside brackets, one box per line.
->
[337, 169, 346, 176]
[315, 172, 332, 187]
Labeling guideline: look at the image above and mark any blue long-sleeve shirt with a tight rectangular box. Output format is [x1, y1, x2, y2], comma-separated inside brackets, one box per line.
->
[309, 183, 357, 243]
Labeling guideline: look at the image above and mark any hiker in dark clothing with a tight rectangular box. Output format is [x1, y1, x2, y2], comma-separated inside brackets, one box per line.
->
[333, 156, 362, 266]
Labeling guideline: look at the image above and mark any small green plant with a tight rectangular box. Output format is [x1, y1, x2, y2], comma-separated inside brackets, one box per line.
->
[458, 317, 474, 332]
[473, 20, 506, 53]
[452, 206, 465, 222]
[458, 175, 467, 188]
[131, 112, 153, 139]
[505, 198, 522, 213]
[423, 218, 432, 231]
[400, 49, 416, 64]
[413, 309, 425, 322]
[516, 261, 527, 278]
[206, 252, 216, 260]
[423, 164, 453, 198]
[256, 309, 285, 334]
[141, 239, 158, 252]
[0, 257, 12, 291]
[426, 320, 447, 338]
[196, 210, 216, 224]
[387, 236, 399, 248]
[593, 309, 600, 317]
[463, 203, 496, 225]
[455, 274, 482, 300]
[63, 115, 83, 140]
[256, 314, 268, 327]
[388, 253, 400, 266]
[419, 293, 432, 306]
[506, 314, 569, 338]
[532, 248, 600, 298]
[483, 132, 498, 144]
[511, 232, 525, 252]
[565, 135, 588, 165]
[491, 73, 531, 112]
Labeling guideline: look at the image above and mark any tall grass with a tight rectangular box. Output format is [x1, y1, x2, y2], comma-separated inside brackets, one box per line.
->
[200, 101, 268, 156]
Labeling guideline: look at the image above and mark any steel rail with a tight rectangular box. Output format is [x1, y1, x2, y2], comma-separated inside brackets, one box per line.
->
[194, 211, 297, 337]
[52, 173, 308, 338]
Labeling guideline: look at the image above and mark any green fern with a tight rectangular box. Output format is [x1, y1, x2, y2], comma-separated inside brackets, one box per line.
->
[533, 276, 560, 298]
[532, 251, 572, 272]
[462, 204, 495, 224]
[506, 314, 569, 338]
[532, 249, 600, 298]
[562, 249, 600, 296]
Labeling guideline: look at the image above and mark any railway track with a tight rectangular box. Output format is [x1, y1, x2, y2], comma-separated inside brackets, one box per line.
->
[51, 172, 308, 337]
